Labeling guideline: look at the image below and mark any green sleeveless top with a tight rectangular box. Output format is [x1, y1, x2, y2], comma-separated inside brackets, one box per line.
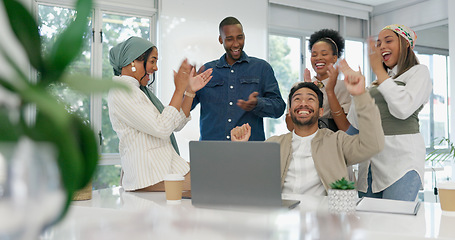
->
[369, 81, 422, 135]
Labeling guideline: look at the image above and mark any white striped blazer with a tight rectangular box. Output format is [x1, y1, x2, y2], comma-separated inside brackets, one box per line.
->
[108, 75, 190, 191]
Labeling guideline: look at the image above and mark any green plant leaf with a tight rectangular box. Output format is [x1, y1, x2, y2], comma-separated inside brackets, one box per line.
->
[0, 108, 21, 141]
[0, 44, 30, 90]
[62, 74, 129, 94]
[330, 177, 355, 190]
[67, 115, 99, 188]
[27, 111, 84, 221]
[43, 0, 93, 83]
[18, 85, 71, 130]
[426, 137, 455, 163]
[1, 0, 44, 71]
[0, 75, 17, 93]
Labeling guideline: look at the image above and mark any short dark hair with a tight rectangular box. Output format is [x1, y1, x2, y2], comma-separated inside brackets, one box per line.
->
[288, 82, 323, 108]
[308, 29, 345, 57]
[219, 16, 242, 34]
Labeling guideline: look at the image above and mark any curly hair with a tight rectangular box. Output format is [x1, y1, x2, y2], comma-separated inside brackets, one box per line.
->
[308, 29, 345, 57]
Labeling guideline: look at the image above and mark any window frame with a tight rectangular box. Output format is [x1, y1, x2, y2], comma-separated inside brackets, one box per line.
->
[34, 0, 158, 166]
[413, 47, 450, 151]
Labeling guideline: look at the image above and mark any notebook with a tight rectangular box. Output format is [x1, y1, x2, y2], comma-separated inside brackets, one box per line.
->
[189, 141, 300, 209]
[356, 197, 421, 215]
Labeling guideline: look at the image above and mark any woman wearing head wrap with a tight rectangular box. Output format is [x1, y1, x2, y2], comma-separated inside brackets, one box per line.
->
[286, 29, 351, 133]
[108, 36, 212, 192]
[345, 24, 432, 201]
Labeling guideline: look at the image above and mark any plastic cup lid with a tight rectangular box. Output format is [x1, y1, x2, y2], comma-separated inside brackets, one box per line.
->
[164, 174, 184, 181]
[438, 181, 455, 190]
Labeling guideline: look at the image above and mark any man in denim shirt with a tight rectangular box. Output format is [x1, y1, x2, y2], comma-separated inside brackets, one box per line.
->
[191, 16, 285, 141]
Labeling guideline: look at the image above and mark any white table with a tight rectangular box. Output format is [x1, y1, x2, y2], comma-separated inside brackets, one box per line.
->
[40, 187, 455, 240]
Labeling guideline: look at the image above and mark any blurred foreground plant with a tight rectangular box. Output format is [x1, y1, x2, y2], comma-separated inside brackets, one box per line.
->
[0, 0, 126, 221]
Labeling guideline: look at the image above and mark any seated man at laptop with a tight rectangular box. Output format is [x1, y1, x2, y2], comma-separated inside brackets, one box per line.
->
[231, 60, 384, 195]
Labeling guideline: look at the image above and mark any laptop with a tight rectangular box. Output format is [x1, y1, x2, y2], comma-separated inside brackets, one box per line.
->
[189, 141, 300, 209]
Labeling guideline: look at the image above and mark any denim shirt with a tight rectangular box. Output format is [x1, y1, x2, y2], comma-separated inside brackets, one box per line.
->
[192, 52, 285, 141]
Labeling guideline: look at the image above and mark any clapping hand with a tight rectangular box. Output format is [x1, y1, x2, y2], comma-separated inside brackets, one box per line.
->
[237, 92, 259, 111]
[326, 63, 339, 92]
[368, 37, 383, 74]
[339, 59, 365, 96]
[367, 37, 389, 84]
[188, 67, 213, 92]
[304, 68, 312, 82]
[173, 59, 192, 92]
[230, 123, 251, 142]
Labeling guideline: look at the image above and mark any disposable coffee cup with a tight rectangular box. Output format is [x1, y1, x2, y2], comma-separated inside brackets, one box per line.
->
[438, 181, 455, 214]
[164, 174, 184, 204]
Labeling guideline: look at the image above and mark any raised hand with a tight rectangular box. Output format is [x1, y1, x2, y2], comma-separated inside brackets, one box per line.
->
[304, 68, 312, 82]
[188, 67, 213, 92]
[368, 37, 383, 75]
[230, 123, 251, 142]
[368, 37, 389, 84]
[237, 92, 259, 111]
[339, 59, 365, 96]
[173, 59, 192, 92]
[325, 63, 339, 92]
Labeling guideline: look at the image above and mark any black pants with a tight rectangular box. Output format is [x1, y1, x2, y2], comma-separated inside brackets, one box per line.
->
[319, 118, 338, 132]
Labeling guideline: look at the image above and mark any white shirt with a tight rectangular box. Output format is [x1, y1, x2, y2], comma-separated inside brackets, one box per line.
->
[108, 75, 190, 191]
[347, 64, 432, 193]
[312, 76, 351, 119]
[282, 130, 326, 195]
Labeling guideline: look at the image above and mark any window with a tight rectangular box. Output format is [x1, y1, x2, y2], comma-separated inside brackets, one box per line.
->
[267, 34, 302, 137]
[344, 40, 365, 75]
[37, 1, 156, 190]
[416, 53, 449, 147]
[101, 13, 152, 154]
[39, 4, 92, 122]
[415, 51, 452, 199]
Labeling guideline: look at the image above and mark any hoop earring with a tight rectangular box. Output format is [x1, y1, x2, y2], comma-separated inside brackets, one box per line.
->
[131, 62, 136, 72]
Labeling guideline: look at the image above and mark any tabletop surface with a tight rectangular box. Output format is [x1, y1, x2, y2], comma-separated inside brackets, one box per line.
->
[40, 187, 455, 240]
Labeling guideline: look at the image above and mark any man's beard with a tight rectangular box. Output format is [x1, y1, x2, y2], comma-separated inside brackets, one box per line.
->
[291, 109, 319, 127]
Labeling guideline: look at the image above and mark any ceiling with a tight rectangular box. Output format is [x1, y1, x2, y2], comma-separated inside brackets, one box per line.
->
[342, 0, 448, 50]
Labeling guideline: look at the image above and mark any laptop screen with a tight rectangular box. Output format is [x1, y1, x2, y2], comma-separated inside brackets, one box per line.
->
[189, 141, 283, 208]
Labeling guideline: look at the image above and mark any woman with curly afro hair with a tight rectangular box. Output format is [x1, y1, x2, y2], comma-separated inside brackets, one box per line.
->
[306, 29, 351, 132]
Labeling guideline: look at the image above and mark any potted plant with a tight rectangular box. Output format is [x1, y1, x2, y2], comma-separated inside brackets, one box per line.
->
[426, 137, 455, 165]
[425, 137, 455, 199]
[328, 177, 357, 214]
[0, 0, 125, 233]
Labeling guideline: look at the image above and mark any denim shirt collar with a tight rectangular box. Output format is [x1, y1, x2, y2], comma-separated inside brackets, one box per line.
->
[216, 51, 250, 68]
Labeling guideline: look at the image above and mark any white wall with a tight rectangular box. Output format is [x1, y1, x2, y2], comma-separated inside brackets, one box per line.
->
[157, 0, 268, 161]
[449, 0, 455, 147]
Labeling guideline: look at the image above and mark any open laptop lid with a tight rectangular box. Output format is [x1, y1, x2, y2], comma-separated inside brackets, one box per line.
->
[189, 141, 284, 208]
